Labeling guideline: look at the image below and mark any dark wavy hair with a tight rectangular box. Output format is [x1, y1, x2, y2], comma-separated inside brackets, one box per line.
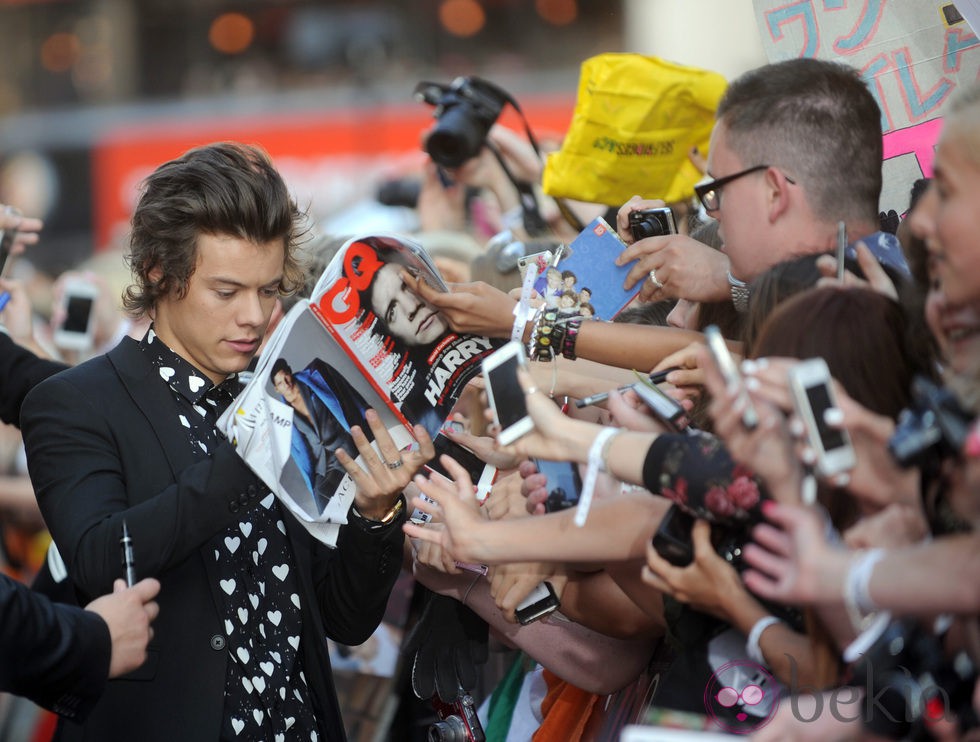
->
[123, 142, 307, 316]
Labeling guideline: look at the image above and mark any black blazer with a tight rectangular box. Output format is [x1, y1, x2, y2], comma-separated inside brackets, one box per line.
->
[21, 337, 404, 741]
[0, 332, 67, 426]
[0, 573, 110, 720]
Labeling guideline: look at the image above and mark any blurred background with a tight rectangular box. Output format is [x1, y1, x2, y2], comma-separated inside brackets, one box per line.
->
[0, 0, 764, 278]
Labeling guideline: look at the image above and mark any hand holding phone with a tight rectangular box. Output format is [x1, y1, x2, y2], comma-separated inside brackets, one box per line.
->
[53, 277, 99, 352]
[787, 358, 855, 479]
[704, 325, 758, 430]
[482, 341, 535, 445]
[514, 580, 560, 625]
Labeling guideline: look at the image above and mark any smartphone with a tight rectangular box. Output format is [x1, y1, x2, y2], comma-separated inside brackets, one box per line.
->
[704, 325, 758, 430]
[836, 221, 847, 283]
[427, 433, 497, 503]
[535, 458, 583, 513]
[517, 249, 555, 283]
[482, 341, 534, 446]
[0, 206, 21, 279]
[514, 580, 560, 625]
[631, 381, 688, 432]
[54, 278, 98, 351]
[651, 504, 696, 567]
[788, 357, 855, 479]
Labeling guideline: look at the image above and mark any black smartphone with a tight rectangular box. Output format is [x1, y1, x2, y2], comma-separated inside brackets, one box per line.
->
[651, 504, 696, 567]
[631, 381, 688, 432]
[535, 458, 583, 513]
[514, 580, 560, 625]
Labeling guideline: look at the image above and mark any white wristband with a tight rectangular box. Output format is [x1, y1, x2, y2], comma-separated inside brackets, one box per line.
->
[843, 548, 885, 631]
[575, 427, 621, 527]
[511, 262, 540, 344]
[745, 616, 781, 666]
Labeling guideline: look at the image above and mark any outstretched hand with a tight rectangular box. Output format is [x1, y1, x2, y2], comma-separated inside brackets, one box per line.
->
[404, 454, 487, 565]
[401, 272, 517, 339]
[336, 409, 436, 520]
[86, 577, 161, 679]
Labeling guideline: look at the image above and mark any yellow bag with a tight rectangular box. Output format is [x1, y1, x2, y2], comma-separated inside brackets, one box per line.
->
[542, 53, 727, 207]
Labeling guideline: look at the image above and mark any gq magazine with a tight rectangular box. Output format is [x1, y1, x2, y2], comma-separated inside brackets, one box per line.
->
[218, 234, 501, 547]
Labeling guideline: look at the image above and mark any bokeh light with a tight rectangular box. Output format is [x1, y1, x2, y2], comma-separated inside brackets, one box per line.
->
[209, 12, 255, 55]
[438, 0, 486, 38]
[536, 0, 578, 26]
[40, 32, 81, 73]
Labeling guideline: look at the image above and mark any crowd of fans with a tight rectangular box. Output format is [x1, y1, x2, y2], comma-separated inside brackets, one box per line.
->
[1, 51, 979, 742]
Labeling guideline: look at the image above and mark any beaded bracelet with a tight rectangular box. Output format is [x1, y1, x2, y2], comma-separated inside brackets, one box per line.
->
[531, 308, 564, 361]
[561, 316, 583, 360]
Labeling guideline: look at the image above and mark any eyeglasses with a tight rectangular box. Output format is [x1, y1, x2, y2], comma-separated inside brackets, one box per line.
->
[694, 165, 795, 212]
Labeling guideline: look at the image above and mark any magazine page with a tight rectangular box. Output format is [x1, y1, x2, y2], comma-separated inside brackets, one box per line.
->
[533, 216, 639, 321]
[220, 302, 416, 546]
[311, 234, 502, 436]
[310, 233, 501, 497]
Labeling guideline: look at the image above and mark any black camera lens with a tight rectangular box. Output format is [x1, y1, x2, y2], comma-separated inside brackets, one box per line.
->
[425, 106, 490, 169]
[629, 209, 675, 241]
[427, 717, 469, 742]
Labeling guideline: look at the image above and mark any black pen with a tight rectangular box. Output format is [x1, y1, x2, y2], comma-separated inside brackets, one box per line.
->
[121, 520, 136, 587]
[575, 367, 680, 408]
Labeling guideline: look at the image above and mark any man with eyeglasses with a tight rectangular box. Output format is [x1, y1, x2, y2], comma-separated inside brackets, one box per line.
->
[615, 57, 908, 311]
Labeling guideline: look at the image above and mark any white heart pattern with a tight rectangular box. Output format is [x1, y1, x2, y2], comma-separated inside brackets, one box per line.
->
[260, 661, 274, 676]
[279, 687, 286, 701]
[272, 564, 289, 581]
[248, 593, 259, 610]
[259, 623, 266, 639]
[285, 717, 296, 730]
[287, 636, 300, 650]
[276, 736, 285, 742]
[252, 676, 266, 694]
[225, 620, 234, 635]
[158, 367, 175, 381]
[291, 593, 301, 609]
[236, 646, 250, 664]
[238, 607, 248, 624]
[261, 493, 274, 509]
[231, 718, 244, 735]
[242, 676, 253, 694]
[257, 538, 268, 555]
[253, 709, 264, 726]
[276, 519, 286, 534]
[240, 522, 253, 538]
[224, 536, 240, 554]
[220, 579, 236, 595]
[188, 375, 205, 392]
[270, 651, 281, 664]
[252, 551, 259, 566]
[178, 414, 190, 428]
[258, 580, 266, 596]
[267, 610, 282, 626]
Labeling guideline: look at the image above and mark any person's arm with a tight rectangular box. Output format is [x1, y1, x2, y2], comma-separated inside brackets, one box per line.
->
[0, 332, 67, 427]
[743, 503, 980, 616]
[0, 575, 159, 721]
[415, 564, 658, 695]
[402, 272, 702, 371]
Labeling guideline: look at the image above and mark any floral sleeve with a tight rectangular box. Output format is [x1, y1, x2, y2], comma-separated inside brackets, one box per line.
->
[641, 431, 768, 524]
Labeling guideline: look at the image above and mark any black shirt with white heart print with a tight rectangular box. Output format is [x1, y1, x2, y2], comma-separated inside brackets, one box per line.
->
[140, 327, 322, 741]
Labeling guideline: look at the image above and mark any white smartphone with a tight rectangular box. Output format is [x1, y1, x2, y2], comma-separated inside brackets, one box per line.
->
[482, 340, 535, 446]
[788, 357, 855, 478]
[704, 324, 758, 430]
[0, 206, 21, 279]
[54, 278, 99, 351]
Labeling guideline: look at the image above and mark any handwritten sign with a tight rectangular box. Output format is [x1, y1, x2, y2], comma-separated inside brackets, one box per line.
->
[753, 1, 980, 210]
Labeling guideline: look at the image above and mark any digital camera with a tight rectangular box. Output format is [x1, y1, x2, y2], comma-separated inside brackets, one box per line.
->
[428, 691, 486, 742]
[888, 376, 972, 468]
[848, 617, 978, 740]
[414, 77, 510, 168]
[628, 207, 677, 241]
[651, 504, 753, 570]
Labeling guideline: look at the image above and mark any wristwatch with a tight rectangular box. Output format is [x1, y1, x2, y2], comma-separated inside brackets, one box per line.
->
[727, 271, 750, 313]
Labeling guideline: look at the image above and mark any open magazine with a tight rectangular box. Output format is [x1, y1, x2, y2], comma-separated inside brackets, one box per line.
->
[218, 234, 501, 546]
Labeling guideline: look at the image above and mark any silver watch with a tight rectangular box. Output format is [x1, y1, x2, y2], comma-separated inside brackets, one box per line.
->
[728, 271, 750, 313]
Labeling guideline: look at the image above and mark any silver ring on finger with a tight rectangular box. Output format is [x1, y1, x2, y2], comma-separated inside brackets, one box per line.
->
[385, 458, 405, 470]
[649, 269, 665, 290]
